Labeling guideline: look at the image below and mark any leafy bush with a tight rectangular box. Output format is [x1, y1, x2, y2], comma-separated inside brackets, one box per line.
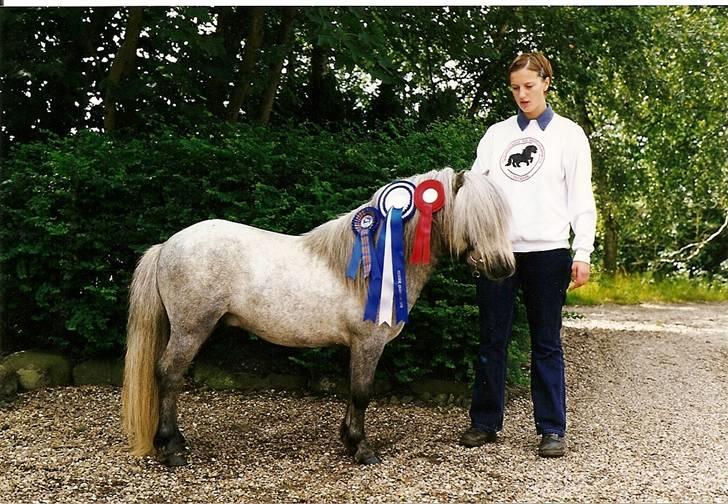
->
[0, 120, 530, 385]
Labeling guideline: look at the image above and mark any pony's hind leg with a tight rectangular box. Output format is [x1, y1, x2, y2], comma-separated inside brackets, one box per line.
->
[340, 338, 386, 464]
[155, 320, 215, 466]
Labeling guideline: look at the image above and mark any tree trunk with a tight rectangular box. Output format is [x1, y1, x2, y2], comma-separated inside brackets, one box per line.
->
[103, 7, 144, 132]
[206, 7, 247, 119]
[368, 82, 405, 124]
[309, 43, 328, 118]
[307, 42, 346, 123]
[603, 209, 619, 275]
[256, 7, 297, 125]
[225, 7, 265, 123]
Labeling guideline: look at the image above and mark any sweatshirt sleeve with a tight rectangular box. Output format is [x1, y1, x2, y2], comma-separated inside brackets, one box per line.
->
[471, 127, 494, 174]
[565, 125, 597, 263]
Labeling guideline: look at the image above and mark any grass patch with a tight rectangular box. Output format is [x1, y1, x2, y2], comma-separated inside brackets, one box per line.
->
[566, 272, 728, 305]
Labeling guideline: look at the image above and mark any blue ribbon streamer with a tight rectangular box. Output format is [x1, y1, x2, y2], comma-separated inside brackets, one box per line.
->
[346, 235, 363, 279]
[363, 223, 385, 321]
[390, 207, 409, 324]
[347, 229, 380, 280]
[368, 233, 381, 280]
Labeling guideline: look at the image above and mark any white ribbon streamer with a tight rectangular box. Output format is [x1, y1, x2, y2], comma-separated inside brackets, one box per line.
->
[377, 211, 395, 326]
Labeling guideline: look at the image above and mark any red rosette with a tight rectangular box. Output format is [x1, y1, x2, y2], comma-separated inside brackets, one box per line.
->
[410, 179, 445, 264]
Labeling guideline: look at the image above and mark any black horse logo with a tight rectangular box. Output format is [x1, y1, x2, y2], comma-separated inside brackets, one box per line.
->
[505, 145, 538, 167]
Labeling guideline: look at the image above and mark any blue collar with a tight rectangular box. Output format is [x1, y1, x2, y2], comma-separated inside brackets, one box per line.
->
[517, 104, 554, 131]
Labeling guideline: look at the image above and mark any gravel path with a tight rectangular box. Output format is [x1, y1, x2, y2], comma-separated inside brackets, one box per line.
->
[1, 302, 727, 503]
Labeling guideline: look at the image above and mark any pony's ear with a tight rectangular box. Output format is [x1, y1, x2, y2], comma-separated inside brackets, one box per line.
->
[454, 170, 466, 194]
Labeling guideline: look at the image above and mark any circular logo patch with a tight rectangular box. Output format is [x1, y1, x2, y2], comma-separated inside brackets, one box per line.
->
[499, 138, 545, 182]
[360, 214, 375, 229]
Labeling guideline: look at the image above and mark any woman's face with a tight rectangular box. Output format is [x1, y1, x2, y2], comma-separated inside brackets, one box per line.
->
[509, 66, 549, 119]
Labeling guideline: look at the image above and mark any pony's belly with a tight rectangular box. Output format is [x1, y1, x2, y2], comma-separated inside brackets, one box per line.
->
[220, 308, 350, 348]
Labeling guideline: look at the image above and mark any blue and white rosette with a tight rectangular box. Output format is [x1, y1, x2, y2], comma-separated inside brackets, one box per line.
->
[346, 207, 381, 280]
[364, 180, 416, 326]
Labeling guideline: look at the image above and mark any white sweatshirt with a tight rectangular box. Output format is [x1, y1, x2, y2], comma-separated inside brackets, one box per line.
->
[471, 107, 597, 263]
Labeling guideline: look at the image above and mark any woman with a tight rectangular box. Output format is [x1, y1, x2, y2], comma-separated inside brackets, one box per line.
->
[460, 52, 596, 457]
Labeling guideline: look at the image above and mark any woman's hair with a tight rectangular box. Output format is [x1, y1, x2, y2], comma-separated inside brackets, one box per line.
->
[508, 52, 553, 86]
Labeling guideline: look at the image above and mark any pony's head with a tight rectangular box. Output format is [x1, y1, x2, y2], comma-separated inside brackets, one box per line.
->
[420, 168, 515, 280]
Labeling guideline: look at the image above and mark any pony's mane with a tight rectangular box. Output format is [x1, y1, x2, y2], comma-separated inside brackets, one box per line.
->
[301, 167, 459, 295]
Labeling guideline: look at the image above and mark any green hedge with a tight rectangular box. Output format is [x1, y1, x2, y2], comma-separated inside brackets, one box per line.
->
[0, 121, 530, 385]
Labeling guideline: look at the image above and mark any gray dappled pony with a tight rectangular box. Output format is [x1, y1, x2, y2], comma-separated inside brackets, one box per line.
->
[121, 167, 515, 466]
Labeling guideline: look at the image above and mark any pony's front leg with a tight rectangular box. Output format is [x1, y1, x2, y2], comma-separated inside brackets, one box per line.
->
[340, 338, 385, 464]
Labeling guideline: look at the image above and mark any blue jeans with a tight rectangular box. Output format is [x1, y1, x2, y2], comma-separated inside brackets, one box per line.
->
[469, 248, 572, 436]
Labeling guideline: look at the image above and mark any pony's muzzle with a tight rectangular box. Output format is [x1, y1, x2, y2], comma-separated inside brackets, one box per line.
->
[484, 257, 516, 281]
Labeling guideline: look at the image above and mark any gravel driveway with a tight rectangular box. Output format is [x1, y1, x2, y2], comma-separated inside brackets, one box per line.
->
[1, 302, 727, 503]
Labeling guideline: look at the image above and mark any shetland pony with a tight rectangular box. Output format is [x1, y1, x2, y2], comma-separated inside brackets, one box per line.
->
[121, 167, 514, 466]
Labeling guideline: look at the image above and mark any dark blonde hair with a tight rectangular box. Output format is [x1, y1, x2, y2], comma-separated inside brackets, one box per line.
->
[508, 52, 553, 90]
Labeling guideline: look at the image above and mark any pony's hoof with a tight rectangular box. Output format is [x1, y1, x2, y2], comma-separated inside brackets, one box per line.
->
[355, 449, 381, 465]
[163, 453, 188, 467]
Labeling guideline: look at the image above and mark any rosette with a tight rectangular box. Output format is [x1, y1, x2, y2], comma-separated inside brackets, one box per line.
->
[410, 179, 446, 264]
[376, 180, 416, 220]
[364, 180, 416, 326]
[346, 207, 381, 280]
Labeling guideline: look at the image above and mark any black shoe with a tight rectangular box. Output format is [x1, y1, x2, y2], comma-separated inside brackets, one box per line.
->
[538, 433, 566, 458]
[459, 427, 497, 448]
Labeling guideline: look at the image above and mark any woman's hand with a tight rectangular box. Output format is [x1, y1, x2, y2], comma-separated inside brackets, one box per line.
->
[570, 261, 590, 290]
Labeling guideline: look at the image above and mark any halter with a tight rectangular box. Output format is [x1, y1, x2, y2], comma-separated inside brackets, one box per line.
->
[468, 251, 485, 278]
